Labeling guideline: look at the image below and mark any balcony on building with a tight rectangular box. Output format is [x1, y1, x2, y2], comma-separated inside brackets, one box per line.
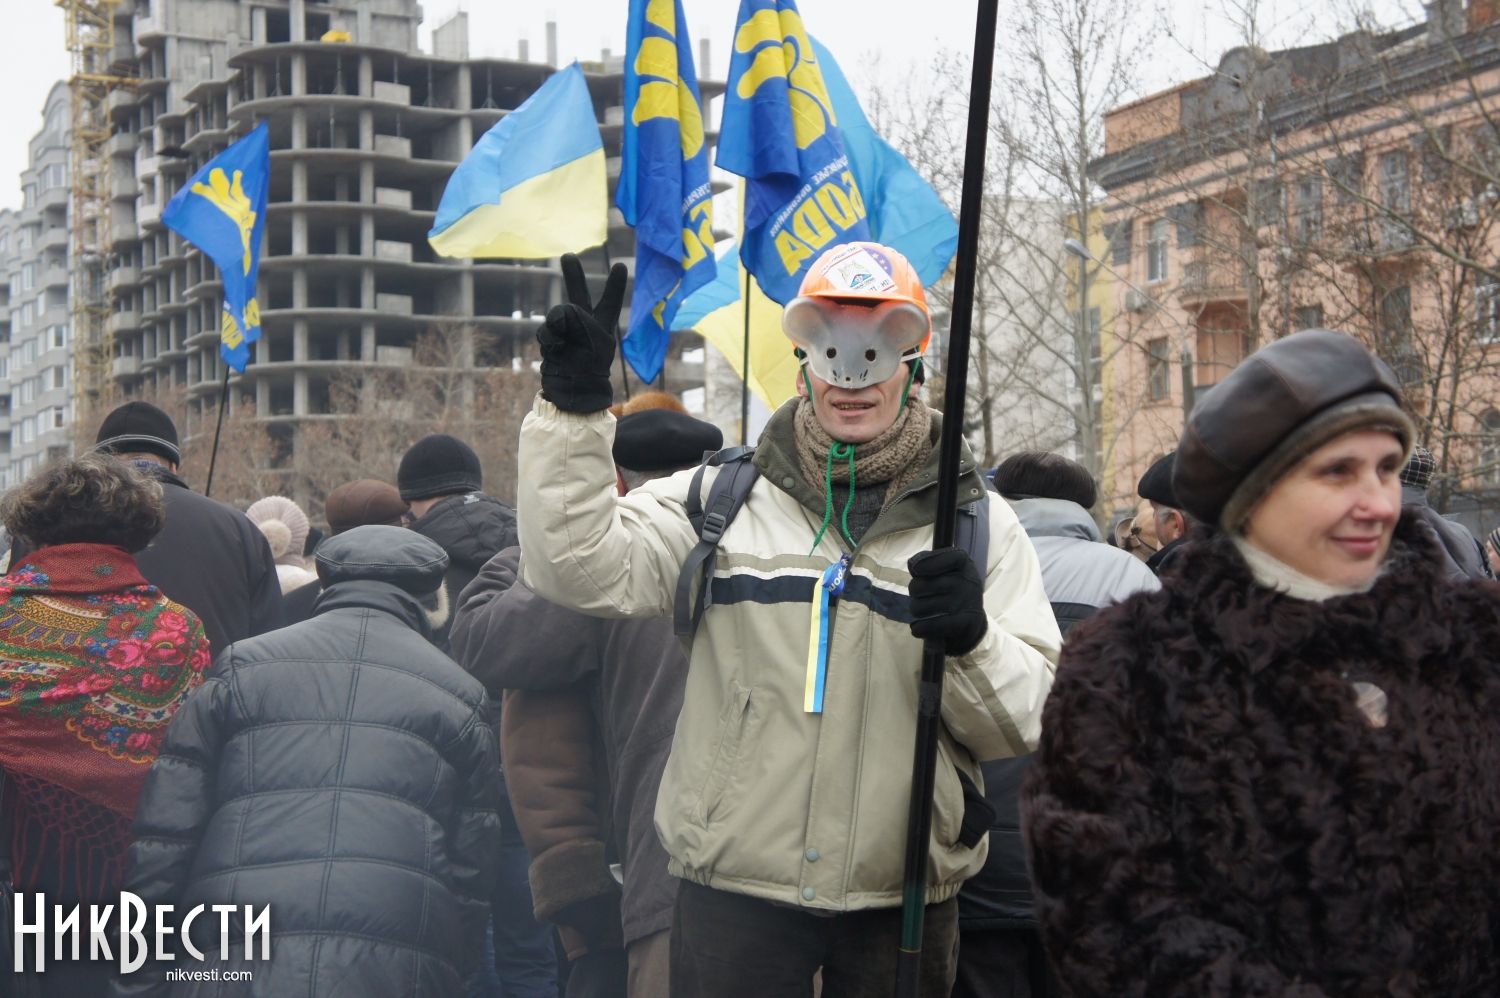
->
[1176, 246, 1247, 306]
[40, 226, 68, 254]
[108, 307, 141, 336]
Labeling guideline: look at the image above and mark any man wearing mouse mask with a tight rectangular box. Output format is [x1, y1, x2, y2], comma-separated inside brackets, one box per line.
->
[516, 242, 1058, 997]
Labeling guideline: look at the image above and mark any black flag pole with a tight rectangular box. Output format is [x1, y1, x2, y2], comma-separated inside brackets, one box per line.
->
[740, 269, 752, 445]
[895, 1, 999, 993]
[203, 365, 231, 499]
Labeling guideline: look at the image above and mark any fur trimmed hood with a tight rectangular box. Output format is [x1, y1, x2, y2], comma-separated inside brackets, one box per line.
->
[1023, 513, 1500, 997]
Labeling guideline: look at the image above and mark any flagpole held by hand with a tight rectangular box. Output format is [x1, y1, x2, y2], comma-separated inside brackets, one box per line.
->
[895, 1, 1000, 994]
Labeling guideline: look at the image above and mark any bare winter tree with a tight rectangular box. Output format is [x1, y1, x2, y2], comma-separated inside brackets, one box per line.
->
[862, 0, 1158, 507]
[73, 327, 539, 520]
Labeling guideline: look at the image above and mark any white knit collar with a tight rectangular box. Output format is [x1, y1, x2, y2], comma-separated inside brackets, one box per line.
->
[1231, 536, 1380, 602]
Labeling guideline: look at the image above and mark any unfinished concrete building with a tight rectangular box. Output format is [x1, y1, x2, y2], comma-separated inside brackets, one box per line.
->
[98, 0, 722, 496]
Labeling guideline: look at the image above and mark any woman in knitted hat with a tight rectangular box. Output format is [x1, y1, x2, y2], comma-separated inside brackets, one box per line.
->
[1024, 329, 1500, 995]
[246, 495, 318, 594]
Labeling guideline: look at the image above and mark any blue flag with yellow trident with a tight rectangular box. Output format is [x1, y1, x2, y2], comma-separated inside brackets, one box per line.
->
[617, 0, 716, 384]
[162, 121, 269, 372]
[716, 0, 871, 305]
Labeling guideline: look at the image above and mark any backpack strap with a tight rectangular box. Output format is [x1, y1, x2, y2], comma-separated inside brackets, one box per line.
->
[954, 491, 990, 586]
[674, 446, 760, 638]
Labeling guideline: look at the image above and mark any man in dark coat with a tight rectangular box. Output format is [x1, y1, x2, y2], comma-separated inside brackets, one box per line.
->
[398, 434, 519, 650]
[90, 401, 284, 654]
[956, 453, 1157, 998]
[1398, 443, 1491, 580]
[397, 433, 548, 997]
[451, 403, 722, 998]
[1136, 451, 1193, 575]
[112, 526, 502, 997]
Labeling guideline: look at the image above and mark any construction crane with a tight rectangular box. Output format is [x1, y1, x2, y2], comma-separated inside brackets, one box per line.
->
[57, 0, 134, 427]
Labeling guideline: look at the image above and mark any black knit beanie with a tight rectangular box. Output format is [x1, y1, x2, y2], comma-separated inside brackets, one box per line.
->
[94, 401, 181, 465]
[397, 434, 483, 501]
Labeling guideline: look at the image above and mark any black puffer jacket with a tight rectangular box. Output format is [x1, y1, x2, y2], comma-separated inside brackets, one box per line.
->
[408, 492, 518, 649]
[112, 527, 502, 998]
[1024, 516, 1500, 997]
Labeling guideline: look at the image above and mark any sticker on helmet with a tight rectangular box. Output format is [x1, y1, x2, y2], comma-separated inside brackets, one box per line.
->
[819, 245, 897, 295]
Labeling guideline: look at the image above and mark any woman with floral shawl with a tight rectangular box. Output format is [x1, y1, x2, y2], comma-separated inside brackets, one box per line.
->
[0, 454, 210, 995]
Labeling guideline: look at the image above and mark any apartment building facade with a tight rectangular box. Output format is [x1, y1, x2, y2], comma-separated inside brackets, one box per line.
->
[1090, 0, 1500, 520]
[0, 82, 76, 489]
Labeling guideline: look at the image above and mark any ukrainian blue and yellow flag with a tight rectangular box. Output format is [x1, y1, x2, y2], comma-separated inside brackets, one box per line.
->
[429, 63, 606, 259]
[162, 121, 269, 372]
[617, 0, 716, 384]
[716, 0, 872, 304]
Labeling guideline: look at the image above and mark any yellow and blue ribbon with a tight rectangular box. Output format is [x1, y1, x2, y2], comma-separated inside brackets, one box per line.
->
[804, 555, 851, 713]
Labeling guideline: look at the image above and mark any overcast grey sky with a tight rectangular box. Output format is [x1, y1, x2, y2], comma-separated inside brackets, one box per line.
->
[2, 0, 1418, 211]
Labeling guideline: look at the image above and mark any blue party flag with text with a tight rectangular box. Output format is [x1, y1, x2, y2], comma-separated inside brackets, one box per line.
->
[617, 0, 717, 383]
[812, 37, 957, 286]
[715, 0, 872, 304]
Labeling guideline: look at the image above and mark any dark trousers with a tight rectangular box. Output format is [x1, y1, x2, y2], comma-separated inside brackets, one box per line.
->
[469, 769, 560, 998]
[951, 926, 1053, 998]
[670, 880, 958, 998]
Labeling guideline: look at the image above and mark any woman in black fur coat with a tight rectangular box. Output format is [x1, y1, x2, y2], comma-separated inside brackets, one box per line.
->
[1023, 329, 1500, 996]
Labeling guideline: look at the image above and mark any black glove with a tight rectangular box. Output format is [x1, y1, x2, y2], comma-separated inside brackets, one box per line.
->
[537, 253, 627, 413]
[908, 546, 988, 657]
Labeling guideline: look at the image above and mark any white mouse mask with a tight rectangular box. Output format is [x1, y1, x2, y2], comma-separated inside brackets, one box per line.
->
[782, 297, 929, 388]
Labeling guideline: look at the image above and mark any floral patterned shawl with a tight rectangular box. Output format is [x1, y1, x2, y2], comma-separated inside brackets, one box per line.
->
[0, 542, 210, 895]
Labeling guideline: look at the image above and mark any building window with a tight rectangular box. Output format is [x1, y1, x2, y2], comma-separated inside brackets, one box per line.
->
[20, 264, 34, 292]
[1478, 278, 1500, 345]
[1291, 178, 1323, 243]
[1146, 337, 1171, 401]
[1420, 125, 1453, 183]
[48, 324, 67, 350]
[1481, 410, 1500, 487]
[19, 303, 34, 329]
[1327, 152, 1364, 204]
[1378, 151, 1411, 248]
[1107, 219, 1132, 267]
[48, 366, 66, 390]
[1294, 305, 1325, 331]
[1168, 201, 1203, 248]
[1146, 219, 1169, 283]
[1380, 285, 1423, 388]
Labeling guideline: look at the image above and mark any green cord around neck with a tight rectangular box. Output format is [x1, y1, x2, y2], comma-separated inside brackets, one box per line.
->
[808, 441, 858, 555]
[801, 357, 919, 556]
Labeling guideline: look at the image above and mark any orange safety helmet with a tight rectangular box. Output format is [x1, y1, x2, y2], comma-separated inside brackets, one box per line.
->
[783, 243, 932, 389]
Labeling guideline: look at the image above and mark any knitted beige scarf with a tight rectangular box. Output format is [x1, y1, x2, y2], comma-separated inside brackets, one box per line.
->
[794, 395, 933, 506]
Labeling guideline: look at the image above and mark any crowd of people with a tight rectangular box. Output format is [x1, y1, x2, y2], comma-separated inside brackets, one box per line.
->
[1, 242, 1498, 997]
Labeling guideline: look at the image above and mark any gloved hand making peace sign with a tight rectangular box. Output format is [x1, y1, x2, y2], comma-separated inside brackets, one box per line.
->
[536, 252, 628, 413]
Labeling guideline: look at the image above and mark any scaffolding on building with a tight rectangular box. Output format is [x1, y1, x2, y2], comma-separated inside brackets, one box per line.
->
[57, 0, 133, 426]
